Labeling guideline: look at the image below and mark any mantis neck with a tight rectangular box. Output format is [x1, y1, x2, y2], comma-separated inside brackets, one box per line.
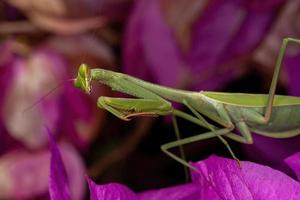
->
[121, 73, 198, 102]
[91, 68, 198, 103]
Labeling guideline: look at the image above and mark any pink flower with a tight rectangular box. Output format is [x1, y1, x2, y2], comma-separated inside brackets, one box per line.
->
[0, 41, 101, 149]
[0, 38, 110, 199]
[123, 0, 300, 177]
[48, 127, 300, 200]
[123, 0, 299, 92]
[191, 155, 300, 199]
[6, 0, 132, 34]
[86, 155, 300, 200]
[0, 137, 85, 199]
[48, 126, 72, 200]
[87, 180, 137, 200]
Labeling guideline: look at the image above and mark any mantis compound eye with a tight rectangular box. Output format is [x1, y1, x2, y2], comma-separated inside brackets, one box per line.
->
[74, 63, 92, 94]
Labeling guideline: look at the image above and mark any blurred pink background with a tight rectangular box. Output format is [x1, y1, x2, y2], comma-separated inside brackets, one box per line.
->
[0, 0, 299, 199]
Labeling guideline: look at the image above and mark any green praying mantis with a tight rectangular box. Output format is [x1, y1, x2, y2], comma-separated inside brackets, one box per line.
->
[74, 37, 300, 173]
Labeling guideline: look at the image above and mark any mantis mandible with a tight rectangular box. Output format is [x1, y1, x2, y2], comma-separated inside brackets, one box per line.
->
[74, 37, 300, 172]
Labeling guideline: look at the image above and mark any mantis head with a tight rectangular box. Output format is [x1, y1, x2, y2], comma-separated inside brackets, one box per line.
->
[74, 64, 92, 94]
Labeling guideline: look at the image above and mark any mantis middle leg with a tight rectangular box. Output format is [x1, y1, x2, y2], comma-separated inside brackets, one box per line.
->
[161, 127, 233, 172]
[181, 100, 239, 161]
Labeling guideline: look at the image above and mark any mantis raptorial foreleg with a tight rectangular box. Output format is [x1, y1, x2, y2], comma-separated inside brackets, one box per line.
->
[97, 96, 190, 177]
[97, 97, 172, 120]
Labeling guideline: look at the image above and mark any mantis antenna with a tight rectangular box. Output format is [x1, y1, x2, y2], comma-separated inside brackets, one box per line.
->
[22, 78, 75, 114]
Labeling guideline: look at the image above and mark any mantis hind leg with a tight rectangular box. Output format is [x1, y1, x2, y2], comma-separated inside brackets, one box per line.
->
[265, 38, 300, 122]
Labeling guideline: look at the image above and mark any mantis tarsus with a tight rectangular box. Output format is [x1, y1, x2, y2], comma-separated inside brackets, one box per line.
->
[74, 37, 300, 173]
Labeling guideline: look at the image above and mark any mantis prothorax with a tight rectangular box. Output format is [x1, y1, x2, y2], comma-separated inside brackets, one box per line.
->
[74, 37, 300, 173]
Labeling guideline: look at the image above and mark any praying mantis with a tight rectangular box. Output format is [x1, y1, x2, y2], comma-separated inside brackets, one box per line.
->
[74, 37, 300, 172]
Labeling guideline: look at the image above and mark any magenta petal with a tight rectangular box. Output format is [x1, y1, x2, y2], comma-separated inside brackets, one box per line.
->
[191, 155, 300, 200]
[284, 54, 300, 96]
[0, 150, 51, 199]
[86, 179, 201, 200]
[139, 0, 184, 87]
[123, 0, 184, 87]
[2, 50, 64, 148]
[47, 127, 72, 200]
[87, 178, 137, 200]
[188, 1, 245, 69]
[285, 152, 300, 181]
[242, 134, 300, 175]
[137, 183, 200, 200]
[0, 132, 84, 199]
[123, 0, 153, 82]
[217, 11, 274, 64]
